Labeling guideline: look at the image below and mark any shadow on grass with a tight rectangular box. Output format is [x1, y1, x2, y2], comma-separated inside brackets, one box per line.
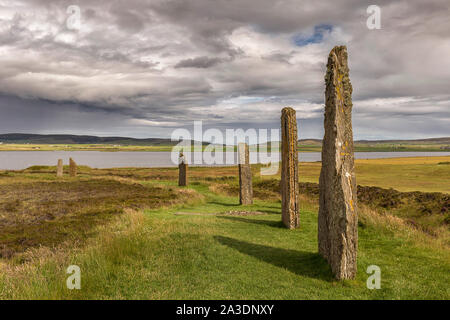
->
[208, 201, 240, 207]
[217, 216, 285, 229]
[214, 236, 333, 281]
[256, 208, 281, 214]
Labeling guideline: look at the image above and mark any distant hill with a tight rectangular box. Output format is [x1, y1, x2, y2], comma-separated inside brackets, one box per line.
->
[0, 133, 448, 148]
[298, 139, 322, 145]
[0, 133, 182, 146]
[300, 137, 450, 146]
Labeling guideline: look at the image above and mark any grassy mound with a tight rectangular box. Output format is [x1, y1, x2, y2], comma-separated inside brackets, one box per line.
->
[0, 172, 199, 259]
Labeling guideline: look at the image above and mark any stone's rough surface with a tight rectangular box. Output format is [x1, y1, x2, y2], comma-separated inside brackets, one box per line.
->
[238, 143, 249, 165]
[178, 153, 188, 186]
[238, 143, 253, 205]
[281, 107, 299, 229]
[69, 158, 77, 177]
[56, 159, 63, 177]
[318, 45, 358, 280]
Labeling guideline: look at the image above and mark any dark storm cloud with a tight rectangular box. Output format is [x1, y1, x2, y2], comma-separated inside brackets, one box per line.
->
[174, 56, 225, 69]
[0, 0, 449, 139]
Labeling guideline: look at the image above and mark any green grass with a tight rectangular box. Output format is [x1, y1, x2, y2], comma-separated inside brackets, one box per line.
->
[0, 178, 448, 299]
[297, 156, 450, 193]
[298, 144, 450, 152]
[0, 158, 449, 299]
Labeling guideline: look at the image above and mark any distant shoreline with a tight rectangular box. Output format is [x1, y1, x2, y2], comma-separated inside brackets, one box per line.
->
[0, 143, 448, 153]
[0, 151, 449, 171]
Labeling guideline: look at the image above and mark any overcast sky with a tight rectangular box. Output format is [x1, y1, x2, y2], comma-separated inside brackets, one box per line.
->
[0, 0, 449, 140]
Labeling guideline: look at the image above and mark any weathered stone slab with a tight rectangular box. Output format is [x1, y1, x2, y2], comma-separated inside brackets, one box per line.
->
[238, 143, 253, 205]
[69, 158, 77, 177]
[318, 45, 358, 280]
[56, 159, 63, 177]
[178, 152, 188, 186]
[281, 107, 299, 229]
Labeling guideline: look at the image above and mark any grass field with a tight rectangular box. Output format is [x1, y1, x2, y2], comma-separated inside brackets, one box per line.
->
[296, 156, 450, 193]
[298, 144, 450, 152]
[0, 156, 449, 299]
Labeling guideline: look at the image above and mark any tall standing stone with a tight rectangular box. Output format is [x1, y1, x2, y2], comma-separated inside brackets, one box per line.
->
[318, 45, 358, 280]
[178, 152, 188, 186]
[281, 107, 299, 229]
[238, 143, 253, 205]
[69, 158, 77, 177]
[56, 159, 63, 177]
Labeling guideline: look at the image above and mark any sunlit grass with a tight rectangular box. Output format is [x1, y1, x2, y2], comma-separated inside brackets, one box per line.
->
[1, 182, 448, 299]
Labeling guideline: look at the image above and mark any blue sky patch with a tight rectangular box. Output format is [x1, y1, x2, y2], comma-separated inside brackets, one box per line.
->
[293, 24, 333, 46]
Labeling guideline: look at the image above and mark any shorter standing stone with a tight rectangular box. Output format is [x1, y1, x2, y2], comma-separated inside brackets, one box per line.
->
[238, 143, 253, 205]
[178, 152, 188, 186]
[280, 107, 300, 229]
[69, 158, 77, 177]
[56, 159, 63, 177]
